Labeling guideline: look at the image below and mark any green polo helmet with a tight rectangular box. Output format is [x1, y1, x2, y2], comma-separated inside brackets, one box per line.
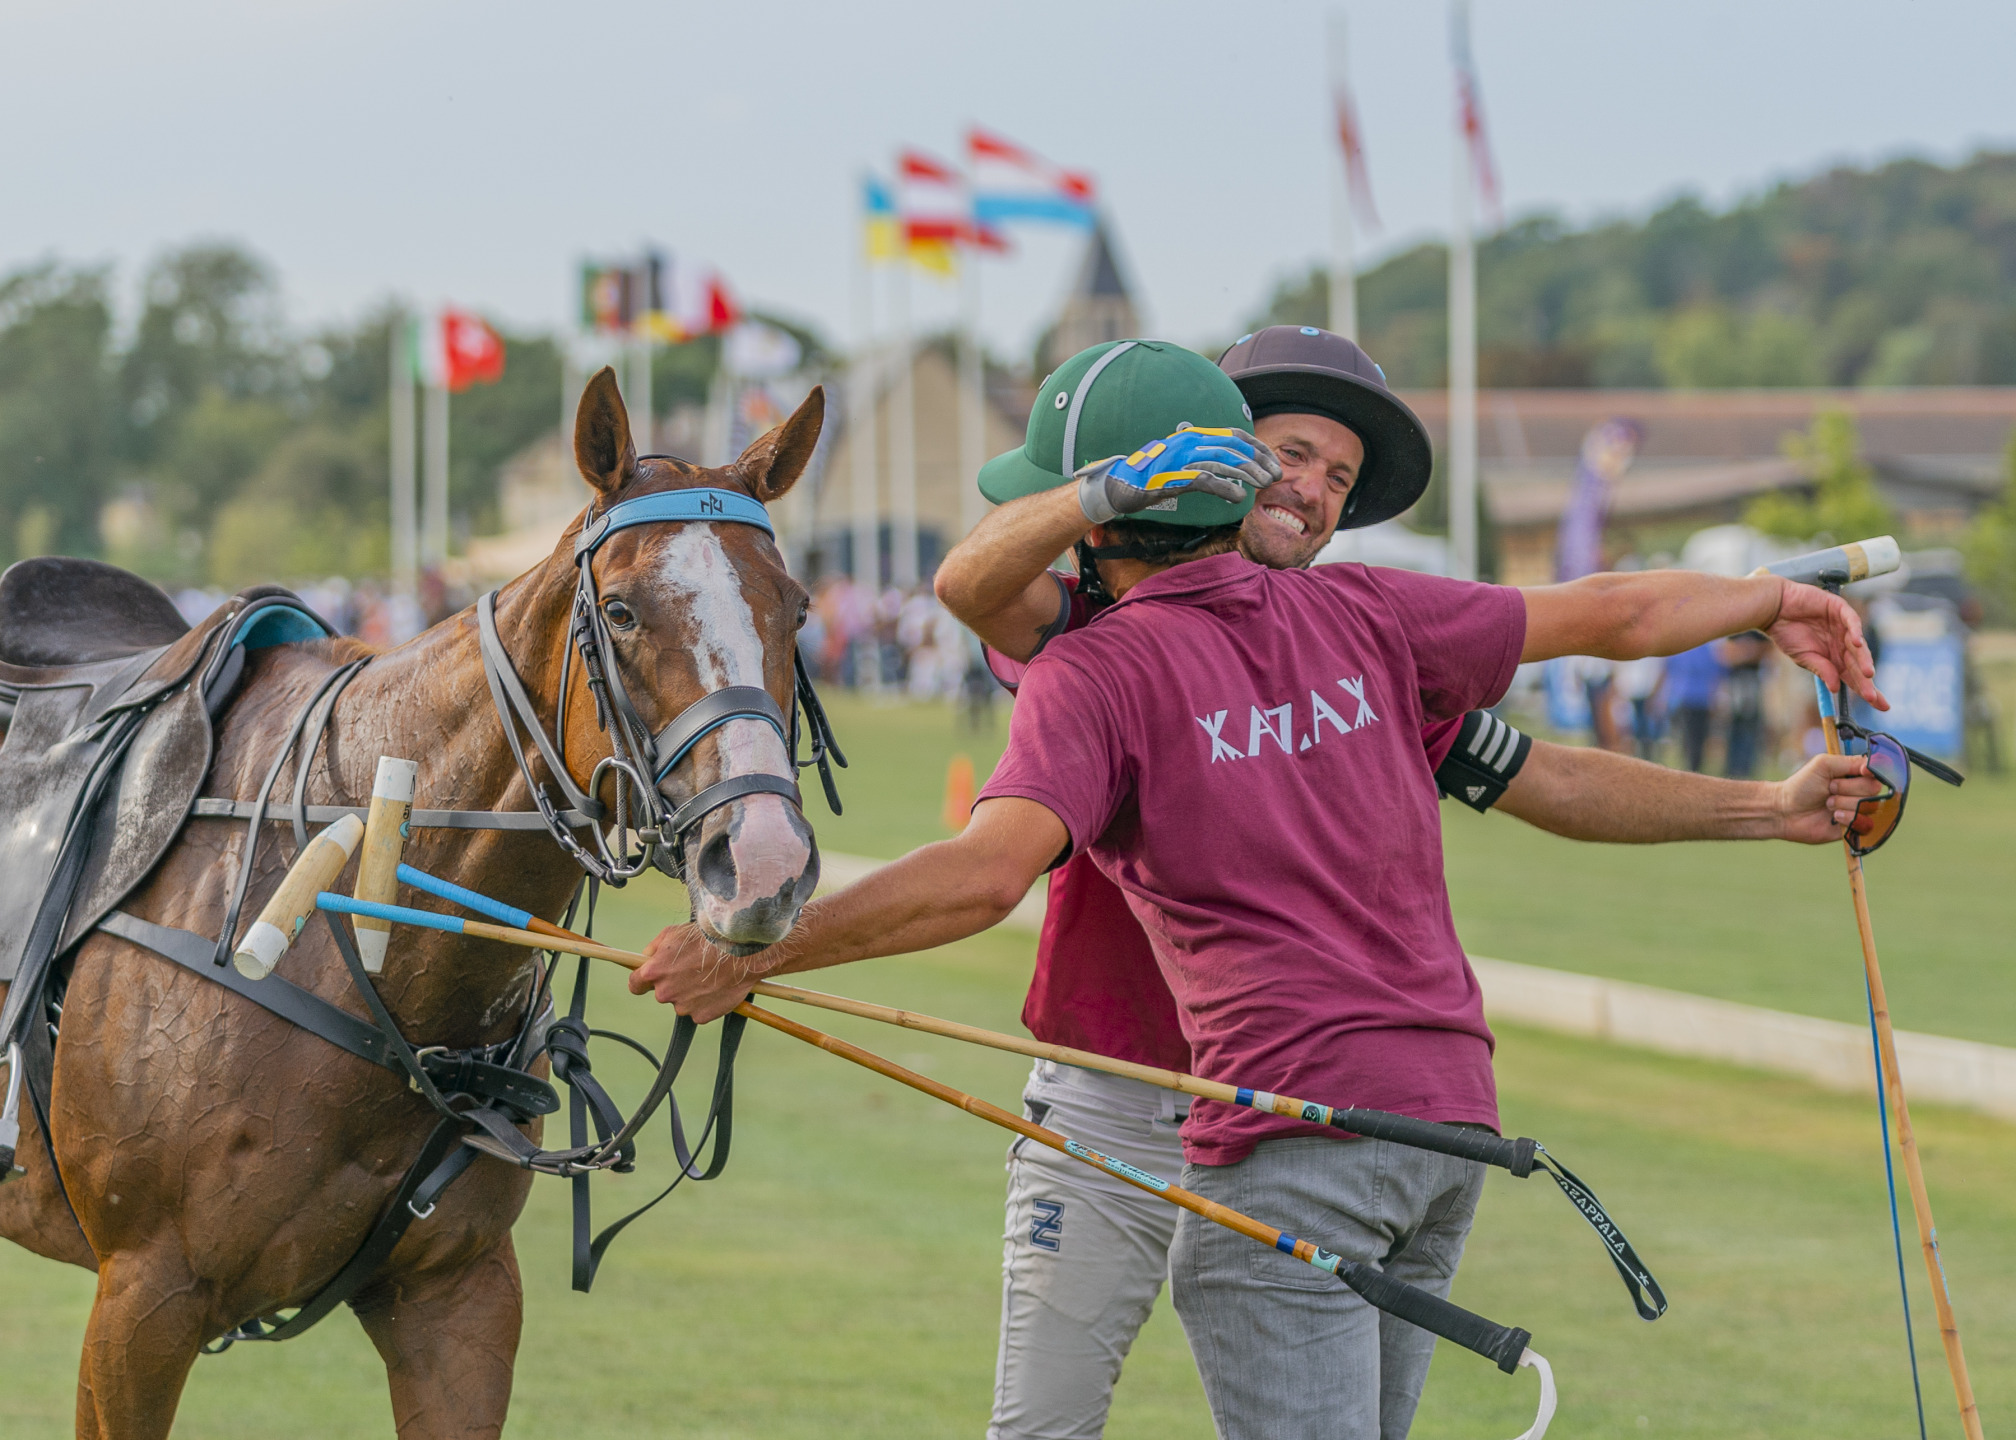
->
[977, 340, 1257, 528]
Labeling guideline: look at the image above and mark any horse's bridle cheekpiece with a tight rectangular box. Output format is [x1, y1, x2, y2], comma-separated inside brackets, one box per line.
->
[478, 483, 843, 887]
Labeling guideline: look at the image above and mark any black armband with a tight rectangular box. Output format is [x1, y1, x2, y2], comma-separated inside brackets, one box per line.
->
[1436, 710, 1531, 813]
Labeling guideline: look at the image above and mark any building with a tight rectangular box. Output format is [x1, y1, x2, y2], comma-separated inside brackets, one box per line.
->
[1396, 388, 2016, 584]
[1035, 219, 1140, 379]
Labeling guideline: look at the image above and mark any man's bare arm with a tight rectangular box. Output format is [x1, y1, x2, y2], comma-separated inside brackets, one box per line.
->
[934, 488, 1093, 662]
[1496, 741, 1878, 844]
[629, 798, 1068, 1021]
[1520, 571, 1882, 706]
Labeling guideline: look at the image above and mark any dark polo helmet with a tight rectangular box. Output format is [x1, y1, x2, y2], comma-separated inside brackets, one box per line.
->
[1217, 325, 1433, 530]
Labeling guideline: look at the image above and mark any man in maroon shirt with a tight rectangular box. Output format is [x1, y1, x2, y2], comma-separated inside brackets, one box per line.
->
[633, 340, 1883, 1440]
[935, 327, 1879, 1440]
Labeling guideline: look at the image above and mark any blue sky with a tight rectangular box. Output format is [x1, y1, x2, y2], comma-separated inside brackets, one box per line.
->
[5, 0, 2011, 361]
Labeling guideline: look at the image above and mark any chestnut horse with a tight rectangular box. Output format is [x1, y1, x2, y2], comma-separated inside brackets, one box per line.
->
[0, 368, 822, 1437]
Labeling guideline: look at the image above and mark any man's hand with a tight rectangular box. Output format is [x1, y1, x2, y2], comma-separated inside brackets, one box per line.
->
[628, 923, 762, 1023]
[1772, 751, 1885, 844]
[1077, 427, 1280, 524]
[1764, 577, 1886, 710]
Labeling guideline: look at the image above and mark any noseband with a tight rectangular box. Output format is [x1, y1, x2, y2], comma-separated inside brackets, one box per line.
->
[477, 484, 843, 886]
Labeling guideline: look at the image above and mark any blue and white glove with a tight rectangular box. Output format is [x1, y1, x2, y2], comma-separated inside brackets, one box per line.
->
[1075, 426, 1281, 525]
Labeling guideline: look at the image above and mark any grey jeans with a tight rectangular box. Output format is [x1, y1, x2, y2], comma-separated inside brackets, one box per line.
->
[990, 1061, 1190, 1440]
[1169, 1134, 1486, 1440]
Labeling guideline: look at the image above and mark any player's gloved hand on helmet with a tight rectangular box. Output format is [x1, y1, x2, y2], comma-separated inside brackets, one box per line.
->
[1076, 426, 1281, 525]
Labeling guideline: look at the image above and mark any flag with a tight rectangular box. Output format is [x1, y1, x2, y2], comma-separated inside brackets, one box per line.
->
[863, 173, 901, 262]
[898, 147, 967, 274]
[441, 310, 505, 392]
[580, 261, 637, 335]
[1452, 11, 1503, 226]
[411, 310, 505, 392]
[1331, 79, 1380, 232]
[968, 125, 1095, 230]
[1554, 419, 1642, 581]
[583, 252, 738, 343]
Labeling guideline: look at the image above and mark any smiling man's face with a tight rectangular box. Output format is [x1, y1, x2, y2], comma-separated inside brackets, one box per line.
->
[1238, 411, 1367, 570]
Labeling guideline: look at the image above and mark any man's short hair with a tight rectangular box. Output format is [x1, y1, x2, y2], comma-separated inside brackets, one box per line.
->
[1090, 519, 1244, 564]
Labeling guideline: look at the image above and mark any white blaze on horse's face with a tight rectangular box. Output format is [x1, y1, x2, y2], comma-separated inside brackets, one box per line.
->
[652, 523, 817, 950]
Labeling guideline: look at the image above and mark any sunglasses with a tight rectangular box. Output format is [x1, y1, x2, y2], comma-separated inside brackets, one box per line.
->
[1834, 717, 1964, 856]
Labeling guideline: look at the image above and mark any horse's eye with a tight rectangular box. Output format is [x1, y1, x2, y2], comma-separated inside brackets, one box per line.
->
[601, 598, 637, 631]
[795, 598, 810, 628]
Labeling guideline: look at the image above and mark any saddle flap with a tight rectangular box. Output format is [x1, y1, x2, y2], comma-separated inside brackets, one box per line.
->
[0, 557, 189, 668]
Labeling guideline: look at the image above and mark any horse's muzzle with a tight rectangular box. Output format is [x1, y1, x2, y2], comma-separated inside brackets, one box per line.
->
[685, 791, 819, 954]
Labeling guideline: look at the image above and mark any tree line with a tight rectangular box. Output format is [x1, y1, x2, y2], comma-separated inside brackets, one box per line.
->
[1260, 150, 2016, 392]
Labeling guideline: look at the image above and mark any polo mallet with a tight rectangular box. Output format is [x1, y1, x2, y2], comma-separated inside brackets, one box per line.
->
[315, 872, 1567, 1433]
[737, 1000, 1557, 1440]
[748, 979, 1664, 1321]
[327, 868, 1661, 1311]
[351, 756, 417, 974]
[1760, 537, 1983, 1440]
[233, 814, 365, 979]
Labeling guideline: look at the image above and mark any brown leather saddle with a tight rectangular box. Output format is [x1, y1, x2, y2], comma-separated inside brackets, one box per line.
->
[0, 557, 334, 990]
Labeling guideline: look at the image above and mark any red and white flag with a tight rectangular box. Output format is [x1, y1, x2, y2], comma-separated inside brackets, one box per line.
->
[898, 147, 969, 273]
[412, 309, 505, 391]
[441, 309, 505, 392]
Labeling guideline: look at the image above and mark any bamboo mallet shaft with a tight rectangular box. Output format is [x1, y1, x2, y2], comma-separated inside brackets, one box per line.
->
[1820, 683, 1983, 1440]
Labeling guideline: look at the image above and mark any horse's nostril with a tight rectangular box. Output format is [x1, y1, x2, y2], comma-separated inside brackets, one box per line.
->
[696, 829, 737, 898]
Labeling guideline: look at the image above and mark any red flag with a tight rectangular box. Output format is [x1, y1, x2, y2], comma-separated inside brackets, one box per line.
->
[898, 149, 961, 185]
[440, 310, 504, 392]
[1331, 83, 1381, 232]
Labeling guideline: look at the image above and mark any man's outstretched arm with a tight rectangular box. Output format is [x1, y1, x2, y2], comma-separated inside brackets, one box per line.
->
[629, 797, 1069, 1022]
[1519, 571, 1884, 708]
[1497, 741, 1880, 844]
[933, 488, 1091, 661]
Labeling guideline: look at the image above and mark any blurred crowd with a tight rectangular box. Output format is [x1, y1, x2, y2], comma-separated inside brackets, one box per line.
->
[799, 576, 993, 706]
[171, 570, 477, 648]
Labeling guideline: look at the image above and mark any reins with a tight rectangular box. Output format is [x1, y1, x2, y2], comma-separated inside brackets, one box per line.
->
[78, 483, 843, 1346]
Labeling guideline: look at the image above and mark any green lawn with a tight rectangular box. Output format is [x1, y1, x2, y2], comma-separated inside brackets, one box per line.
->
[1, 693, 2008, 1435]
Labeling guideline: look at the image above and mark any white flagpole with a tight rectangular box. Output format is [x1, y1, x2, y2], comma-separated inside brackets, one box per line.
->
[630, 334, 654, 452]
[959, 248, 987, 539]
[1448, 0, 1479, 582]
[388, 310, 418, 599]
[889, 261, 919, 591]
[422, 375, 450, 571]
[1327, 11, 1357, 342]
[850, 228, 881, 589]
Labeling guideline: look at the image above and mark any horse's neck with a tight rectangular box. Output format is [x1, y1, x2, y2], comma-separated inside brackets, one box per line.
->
[301, 562, 602, 1029]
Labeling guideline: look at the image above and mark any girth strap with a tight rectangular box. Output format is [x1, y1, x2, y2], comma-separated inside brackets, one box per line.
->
[205, 1116, 476, 1349]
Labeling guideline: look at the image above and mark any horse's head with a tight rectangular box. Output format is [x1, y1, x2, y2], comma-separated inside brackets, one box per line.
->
[569, 366, 822, 952]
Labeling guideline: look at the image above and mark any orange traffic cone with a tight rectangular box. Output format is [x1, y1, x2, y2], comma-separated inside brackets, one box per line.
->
[942, 754, 976, 833]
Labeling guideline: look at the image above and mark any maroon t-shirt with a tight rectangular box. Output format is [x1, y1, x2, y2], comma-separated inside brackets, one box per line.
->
[978, 553, 1525, 1165]
[992, 572, 1466, 1078]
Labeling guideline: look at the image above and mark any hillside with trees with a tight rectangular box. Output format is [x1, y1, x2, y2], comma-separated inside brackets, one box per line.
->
[1257, 150, 2016, 392]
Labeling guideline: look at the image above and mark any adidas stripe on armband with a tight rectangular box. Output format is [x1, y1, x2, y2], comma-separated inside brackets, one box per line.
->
[1435, 710, 1532, 813]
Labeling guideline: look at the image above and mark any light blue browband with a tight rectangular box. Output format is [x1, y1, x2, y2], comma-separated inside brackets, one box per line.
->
[572, 488, 774, 560]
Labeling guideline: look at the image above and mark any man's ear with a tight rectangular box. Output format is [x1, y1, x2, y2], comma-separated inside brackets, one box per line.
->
[734, 385, 824, 503]
[574, 366, 638, 497]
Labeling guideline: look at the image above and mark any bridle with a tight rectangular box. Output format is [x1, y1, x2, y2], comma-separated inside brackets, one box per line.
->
[476, 481, 844, 887]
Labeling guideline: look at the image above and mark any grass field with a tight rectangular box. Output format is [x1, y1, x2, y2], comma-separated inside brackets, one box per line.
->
[0, 692, 2009, 1436]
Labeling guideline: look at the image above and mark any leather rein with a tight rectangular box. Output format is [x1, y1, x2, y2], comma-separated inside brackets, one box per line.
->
[477, 482, 844, 886]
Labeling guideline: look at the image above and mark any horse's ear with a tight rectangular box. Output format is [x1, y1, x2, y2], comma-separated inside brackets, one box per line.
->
[734, 385, 825, 503]
[573, 366, 638, 497]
